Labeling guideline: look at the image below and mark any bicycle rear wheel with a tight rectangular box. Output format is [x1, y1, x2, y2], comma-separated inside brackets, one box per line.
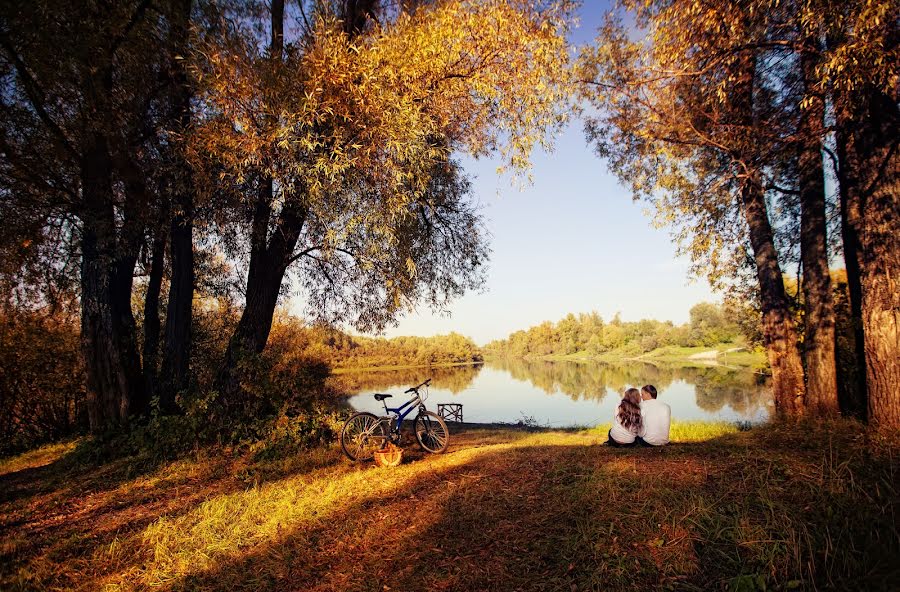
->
[414, 411, 449, 453]
[341, 412, 386, 461]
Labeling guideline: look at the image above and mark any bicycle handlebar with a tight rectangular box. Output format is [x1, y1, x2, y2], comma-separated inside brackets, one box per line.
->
[405, 378, 432, 393]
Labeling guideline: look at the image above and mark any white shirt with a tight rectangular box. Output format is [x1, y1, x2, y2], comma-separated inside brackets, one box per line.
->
[609, 412, 638, 444]
[639, 399, 671, 445]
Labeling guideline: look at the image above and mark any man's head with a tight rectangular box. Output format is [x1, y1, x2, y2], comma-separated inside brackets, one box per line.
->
[641, 385, 658, 401]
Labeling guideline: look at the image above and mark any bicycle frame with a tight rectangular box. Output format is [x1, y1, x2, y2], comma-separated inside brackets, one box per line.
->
[339, 378, 444, 461]
[382, 392, 425, 432]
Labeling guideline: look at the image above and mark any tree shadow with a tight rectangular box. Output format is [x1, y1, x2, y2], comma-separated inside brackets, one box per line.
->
[147, 430, 898, 591]
[136, 438, 728, 590]
[0, 437, 354, 590]
[4, 426, 898, 591]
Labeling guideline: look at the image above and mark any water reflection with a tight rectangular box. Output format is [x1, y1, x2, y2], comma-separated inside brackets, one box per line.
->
[344, 359, 772, 425]
[490, 358, 674, 402]
[692, 370, 771, 416]
[331, 363, 482, 395]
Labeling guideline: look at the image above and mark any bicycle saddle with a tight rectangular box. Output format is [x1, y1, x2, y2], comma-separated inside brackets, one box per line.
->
[373, 393, 392, 401]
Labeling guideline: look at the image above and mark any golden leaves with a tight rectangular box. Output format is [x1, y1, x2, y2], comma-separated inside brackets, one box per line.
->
[190, 0, 573, 207]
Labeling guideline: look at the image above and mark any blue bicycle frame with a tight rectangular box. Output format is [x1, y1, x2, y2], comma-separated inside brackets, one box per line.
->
[382, 393, 424, 432]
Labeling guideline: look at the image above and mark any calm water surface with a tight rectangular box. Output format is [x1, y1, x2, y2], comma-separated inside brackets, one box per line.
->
[344, 359, 772, 426]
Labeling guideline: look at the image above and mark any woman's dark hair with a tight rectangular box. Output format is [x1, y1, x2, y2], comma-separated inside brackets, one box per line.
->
[617, 388, 642, 432]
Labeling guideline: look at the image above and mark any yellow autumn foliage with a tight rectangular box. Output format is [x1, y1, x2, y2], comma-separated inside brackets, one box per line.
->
[191, 0, 574, 207]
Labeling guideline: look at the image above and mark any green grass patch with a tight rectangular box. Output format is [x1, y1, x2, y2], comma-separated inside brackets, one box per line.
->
[587, 419, 740, 442]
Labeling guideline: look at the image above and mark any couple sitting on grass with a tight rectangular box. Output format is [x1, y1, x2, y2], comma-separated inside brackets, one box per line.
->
[607, 384, 671, 447]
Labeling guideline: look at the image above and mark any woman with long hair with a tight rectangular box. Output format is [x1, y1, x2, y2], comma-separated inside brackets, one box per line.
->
[607, 387, 643, 447]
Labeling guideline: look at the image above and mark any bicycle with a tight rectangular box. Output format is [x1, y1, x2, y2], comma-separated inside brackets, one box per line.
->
[340, 378, 450, 461]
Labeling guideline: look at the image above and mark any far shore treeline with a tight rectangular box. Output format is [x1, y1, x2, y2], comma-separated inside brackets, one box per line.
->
[485, 303, 746, 359]
[0, 0, 897, 459]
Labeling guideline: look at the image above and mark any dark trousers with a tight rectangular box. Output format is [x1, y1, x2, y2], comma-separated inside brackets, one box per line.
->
[606, 430, 653, 448]
[607, 429, 635, 448]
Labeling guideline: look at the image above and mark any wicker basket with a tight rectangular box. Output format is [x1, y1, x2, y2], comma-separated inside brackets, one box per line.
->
[373, 443, 403, 467]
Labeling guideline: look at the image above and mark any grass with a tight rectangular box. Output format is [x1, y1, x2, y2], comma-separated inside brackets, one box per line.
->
[1, 421, 898, 591]
[0, 440, 79, 476]
[636, 343, 767, 369]
[589, 420, 744, 442]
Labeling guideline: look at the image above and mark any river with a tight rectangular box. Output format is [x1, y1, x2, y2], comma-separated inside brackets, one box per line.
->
[342, 358, 772, 426]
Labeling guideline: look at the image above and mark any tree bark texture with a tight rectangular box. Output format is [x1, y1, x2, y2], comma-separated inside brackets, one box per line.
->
[741, 179, 807, 418]
[798, 47, 839, 416]
[732, 50, 805, 418]
[80, 131, 144, 431]
[834, 118, 868, 419]
[141, 214, 166, 405]
[159, 0, 196, 412]
[841, 86, 900, 428]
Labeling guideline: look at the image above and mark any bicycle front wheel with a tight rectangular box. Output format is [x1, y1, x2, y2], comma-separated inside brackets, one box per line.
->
[341, 412, 386, 461]
[414, 411, 449, 454]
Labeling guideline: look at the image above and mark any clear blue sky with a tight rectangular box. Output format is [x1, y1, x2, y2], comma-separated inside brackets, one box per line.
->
[292, 3, 719, 345]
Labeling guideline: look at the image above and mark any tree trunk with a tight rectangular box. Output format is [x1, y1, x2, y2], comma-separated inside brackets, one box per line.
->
[731, 49, 805, 418]
[842, 87, 900, 428]
[159, 211, 193, 410]
[798, 47, 839, 416]
[217, 0, 293, 411]
[142, 224, 166, 404]
[218, 193, 306, 408]
[834, 114, 868, 419]
[740, 178, 806, 418]
[80, 131, 144, 431]
[158, 0, 195, 413]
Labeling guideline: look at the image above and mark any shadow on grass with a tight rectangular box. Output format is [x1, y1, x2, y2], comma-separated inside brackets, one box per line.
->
[3, 425, 899, 592]
[0, 435, 356, 591]
[147, 429, 898, 591]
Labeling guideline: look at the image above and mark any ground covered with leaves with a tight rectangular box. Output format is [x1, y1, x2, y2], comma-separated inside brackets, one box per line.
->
[1, 421, 897, 591]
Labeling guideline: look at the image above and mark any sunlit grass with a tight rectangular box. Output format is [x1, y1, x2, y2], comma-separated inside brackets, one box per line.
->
[588, 419, 740, 442]
[90, 430, 599, 590]
[0, 439, 78, 476]
[2, 423, 897, 591]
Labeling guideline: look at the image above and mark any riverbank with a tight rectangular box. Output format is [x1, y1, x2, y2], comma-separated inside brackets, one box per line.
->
[2, 420, 896, 591]
[331, 360, 483, 373]
[490, 341, 768, 371]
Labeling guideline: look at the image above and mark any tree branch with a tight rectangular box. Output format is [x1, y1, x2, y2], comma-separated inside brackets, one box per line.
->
[0, 33, 79, 159]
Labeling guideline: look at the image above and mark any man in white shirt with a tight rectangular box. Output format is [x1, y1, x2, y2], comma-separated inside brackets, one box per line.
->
[637, 384, 671, 446]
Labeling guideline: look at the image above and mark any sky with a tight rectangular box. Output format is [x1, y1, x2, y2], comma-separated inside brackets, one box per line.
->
[290, 2, 720, 345]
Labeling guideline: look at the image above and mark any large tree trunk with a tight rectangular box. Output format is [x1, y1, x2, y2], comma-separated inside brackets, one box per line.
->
[158, 0, 195, 412]
[159, 208, 193, 410]
[216, 0, 290, 412]
[740, 178, 806, 418]
[732, 50, 805, 418]
[834, 114, 868, 419]
[80, 131, 144, 431]
[798, 47, 839, 416]
[842, 87, 900, 428]
[218, 193, 306, 408]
